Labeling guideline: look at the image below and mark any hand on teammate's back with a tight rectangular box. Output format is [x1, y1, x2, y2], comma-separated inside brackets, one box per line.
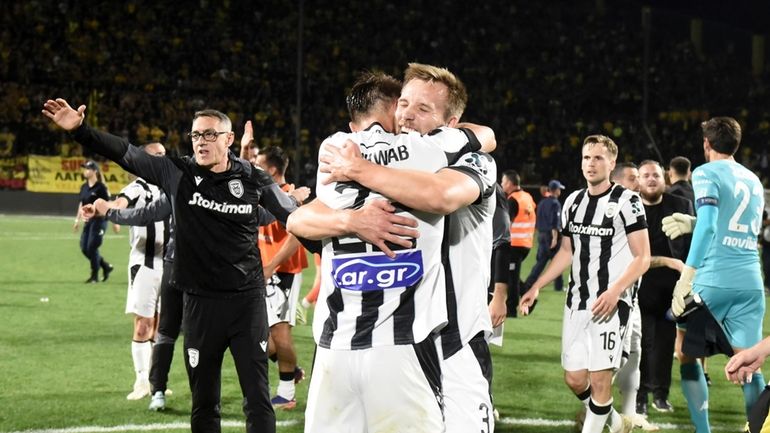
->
[350, 199, 419, 258]
[319, 139, 364, 184]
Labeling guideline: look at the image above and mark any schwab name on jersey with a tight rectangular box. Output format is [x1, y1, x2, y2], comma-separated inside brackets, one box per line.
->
[361, 144, 410, 166]
[188, 192, 253, 214]
[567, 221, 615, 237]
[331, 250, 424, 291]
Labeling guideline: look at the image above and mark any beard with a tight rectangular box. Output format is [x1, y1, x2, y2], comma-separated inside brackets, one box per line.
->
[641, 187, 663, 203]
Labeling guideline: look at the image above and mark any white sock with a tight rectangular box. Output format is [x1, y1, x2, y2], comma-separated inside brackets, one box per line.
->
[583, 397, 612, 433]
[616, 349, 640, 415]
[132, 340, 152, 382]
[277, 379, 295, 400]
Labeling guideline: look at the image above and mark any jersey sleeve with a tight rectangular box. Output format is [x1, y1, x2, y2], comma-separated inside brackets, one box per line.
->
[255, 167, 298, 226]
[561, 192, 576, 236]
[691, 166, 720, 211]
[107, 193, 171, 226]
[423, 127, 481, 166]
[445, 152, 496, 205]
[621, 193, 648, 234]
[117, 181, 144, 207]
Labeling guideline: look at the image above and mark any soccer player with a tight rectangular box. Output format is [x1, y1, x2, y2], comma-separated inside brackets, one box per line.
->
[668, 117, 766, 433]
[43, 100, 301, 433]
[253, 145, 310, 410]
[88, 142, 170, 401]
[85, 191, 179, 411]
[609, 162, 651, 430]
[519, 135, 650, 433]
[287, 66, 497, 433]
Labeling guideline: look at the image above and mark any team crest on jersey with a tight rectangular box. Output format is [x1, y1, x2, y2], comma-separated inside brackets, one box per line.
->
[604, 202, 619, 218]
[228, 179, 244, 198]
[461, 153, 489, 175]
[187, 348, 199, 368]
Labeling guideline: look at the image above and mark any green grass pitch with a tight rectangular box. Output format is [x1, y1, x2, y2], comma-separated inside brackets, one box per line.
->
[0, 215, 764, 432]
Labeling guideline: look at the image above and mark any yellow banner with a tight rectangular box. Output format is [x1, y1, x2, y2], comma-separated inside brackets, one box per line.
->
[26, 155, 134, 194]
[0, 156, 27, 190]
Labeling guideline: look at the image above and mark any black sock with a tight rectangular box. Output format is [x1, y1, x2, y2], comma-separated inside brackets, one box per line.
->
[279, 371, 295, 382]
[576, 386, 592, 402]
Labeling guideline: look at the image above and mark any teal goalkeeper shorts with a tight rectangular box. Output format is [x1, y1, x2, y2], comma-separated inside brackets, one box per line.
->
[694, 283, 765, 349]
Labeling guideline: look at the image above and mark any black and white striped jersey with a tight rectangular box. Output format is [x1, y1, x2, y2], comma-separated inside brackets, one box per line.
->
[117, 178, 170, 270]
[561, 183, 647, 311]
[313, 123, 482, 350]
[440, 152, 497, 359]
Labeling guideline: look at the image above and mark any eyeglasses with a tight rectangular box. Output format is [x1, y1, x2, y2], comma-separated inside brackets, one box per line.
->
[188, 130, 230, 142]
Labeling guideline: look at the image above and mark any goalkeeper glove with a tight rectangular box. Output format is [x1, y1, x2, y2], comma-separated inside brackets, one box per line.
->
[671, 265, 696, 317]
[661, 213, 696, 239]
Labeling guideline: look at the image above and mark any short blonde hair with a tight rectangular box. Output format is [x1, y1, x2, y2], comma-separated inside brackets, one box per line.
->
[582, 134, 618, 160]
[403, 63, 467, 120]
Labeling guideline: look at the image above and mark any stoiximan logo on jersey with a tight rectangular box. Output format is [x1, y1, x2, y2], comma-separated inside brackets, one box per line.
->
[331, 250, 424, 291]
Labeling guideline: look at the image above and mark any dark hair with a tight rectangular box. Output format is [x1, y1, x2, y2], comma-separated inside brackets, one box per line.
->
[701, 117, 741, 155]
[346, 71, 402, 124]
[502, 169, 520, 186]
[669, 156, 691, 176]
[257, 146, 289, 175]
[611, 162, 637, 181]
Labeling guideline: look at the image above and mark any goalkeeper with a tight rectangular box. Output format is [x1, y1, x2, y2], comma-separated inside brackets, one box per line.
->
[662, 116, 766, 433]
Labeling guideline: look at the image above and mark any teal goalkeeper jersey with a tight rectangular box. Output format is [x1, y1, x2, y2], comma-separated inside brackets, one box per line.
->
[690, 159, 765, 289]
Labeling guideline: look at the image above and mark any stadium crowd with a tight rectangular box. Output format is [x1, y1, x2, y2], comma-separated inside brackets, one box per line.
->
[2, 0, 768, 190]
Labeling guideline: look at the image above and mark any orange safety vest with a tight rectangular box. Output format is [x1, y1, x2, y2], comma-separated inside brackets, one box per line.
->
[508, 189, 536, 248]
[258, 185, 309, 274]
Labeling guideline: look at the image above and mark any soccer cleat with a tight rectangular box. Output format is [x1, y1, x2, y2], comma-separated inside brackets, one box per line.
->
[148, 391, 165, 411]
[631, 413, 660, 431]
[85, 277, 99, 284]
[271, 395, 297, 410]
[293, 366, 305, 384]
[616, 414, 634, 433]
[102, 263, 114, 282]
[651, 398, 673, 412]
[127, 379, 151, 400]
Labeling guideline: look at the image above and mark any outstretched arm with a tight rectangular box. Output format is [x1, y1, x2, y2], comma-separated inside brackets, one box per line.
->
[519, 237, 574, 316]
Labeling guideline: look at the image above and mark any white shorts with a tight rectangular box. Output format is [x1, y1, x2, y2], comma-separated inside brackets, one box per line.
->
[266, 272, 302, 327]
[622, 305, 642, 357]
[305, 343, 443, 433]
[561, 303, 629, 372]
[442, 341, 495, 433]
[125, 264, 162, 318]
